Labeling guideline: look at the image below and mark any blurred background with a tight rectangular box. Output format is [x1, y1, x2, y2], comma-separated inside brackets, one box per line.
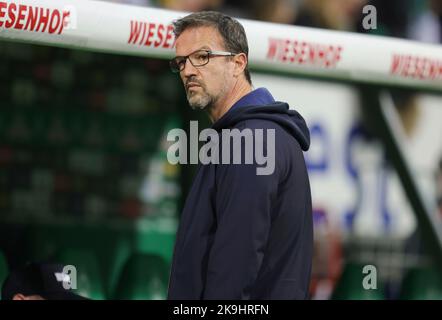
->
[0, 0, 441, 300]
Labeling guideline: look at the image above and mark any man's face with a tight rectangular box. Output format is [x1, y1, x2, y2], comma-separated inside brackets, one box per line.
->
[175, 26, 234, 110]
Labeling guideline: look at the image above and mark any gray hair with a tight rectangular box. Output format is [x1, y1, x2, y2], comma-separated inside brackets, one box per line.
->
[172, 11, 252, 84]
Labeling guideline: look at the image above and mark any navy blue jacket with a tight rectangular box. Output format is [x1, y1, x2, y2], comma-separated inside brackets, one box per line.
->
[168, 88, 312, 300]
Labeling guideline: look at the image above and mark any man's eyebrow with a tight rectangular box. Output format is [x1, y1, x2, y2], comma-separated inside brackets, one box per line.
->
[176, 46, 211, 57]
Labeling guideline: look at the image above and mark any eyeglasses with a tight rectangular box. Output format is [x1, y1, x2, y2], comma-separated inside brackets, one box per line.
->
[169, 49, 237, 73]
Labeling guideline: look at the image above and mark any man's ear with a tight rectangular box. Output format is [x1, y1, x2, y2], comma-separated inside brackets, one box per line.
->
[233, 53, 248, 78]
[12, 294, 26, 300]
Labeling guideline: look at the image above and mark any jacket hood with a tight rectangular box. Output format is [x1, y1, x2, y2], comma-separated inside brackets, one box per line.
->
[212, 101, 310, 151]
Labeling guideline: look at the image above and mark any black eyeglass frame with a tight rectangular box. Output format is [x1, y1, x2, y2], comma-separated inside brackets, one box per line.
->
[169, 49, 237, 73]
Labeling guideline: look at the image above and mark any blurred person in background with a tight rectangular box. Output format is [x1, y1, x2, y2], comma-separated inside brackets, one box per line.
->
[103, 0, 153, 6]
[251, 0, 300, 24]
[219, 0, 255, 19]
[2, 262, 88, 300]
[356, 0, 412, 38]
[159, 0, 224, 12]
[296, 0, 367, 31]
[408, 0, 442, 43]
[167, 11, 312, 299]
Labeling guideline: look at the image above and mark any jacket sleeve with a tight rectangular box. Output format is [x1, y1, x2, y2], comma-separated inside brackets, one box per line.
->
[202, 140, 280, 299]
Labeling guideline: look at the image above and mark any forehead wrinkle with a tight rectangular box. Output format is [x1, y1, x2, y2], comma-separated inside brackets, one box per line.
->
[175, 26, 225, 56]
[176, 46, 211, 58]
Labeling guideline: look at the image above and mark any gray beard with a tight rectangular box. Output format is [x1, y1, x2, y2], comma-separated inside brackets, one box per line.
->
[186, 71, 229, 111]
[186, 89, 214, 110]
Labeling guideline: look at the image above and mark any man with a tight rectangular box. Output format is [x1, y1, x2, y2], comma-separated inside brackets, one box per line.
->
[1, 262, 88, 300]
[167, 11, 312, 299]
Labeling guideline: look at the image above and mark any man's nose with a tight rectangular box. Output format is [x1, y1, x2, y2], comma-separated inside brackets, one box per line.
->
[181, 58, 197, 77]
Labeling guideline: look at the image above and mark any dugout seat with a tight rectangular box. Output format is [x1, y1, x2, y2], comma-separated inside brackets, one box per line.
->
[55, 248, 105, 300]
[331, 263, 385, 300]
[400, 266, 442, 300]
[113, 253, 169, 300]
